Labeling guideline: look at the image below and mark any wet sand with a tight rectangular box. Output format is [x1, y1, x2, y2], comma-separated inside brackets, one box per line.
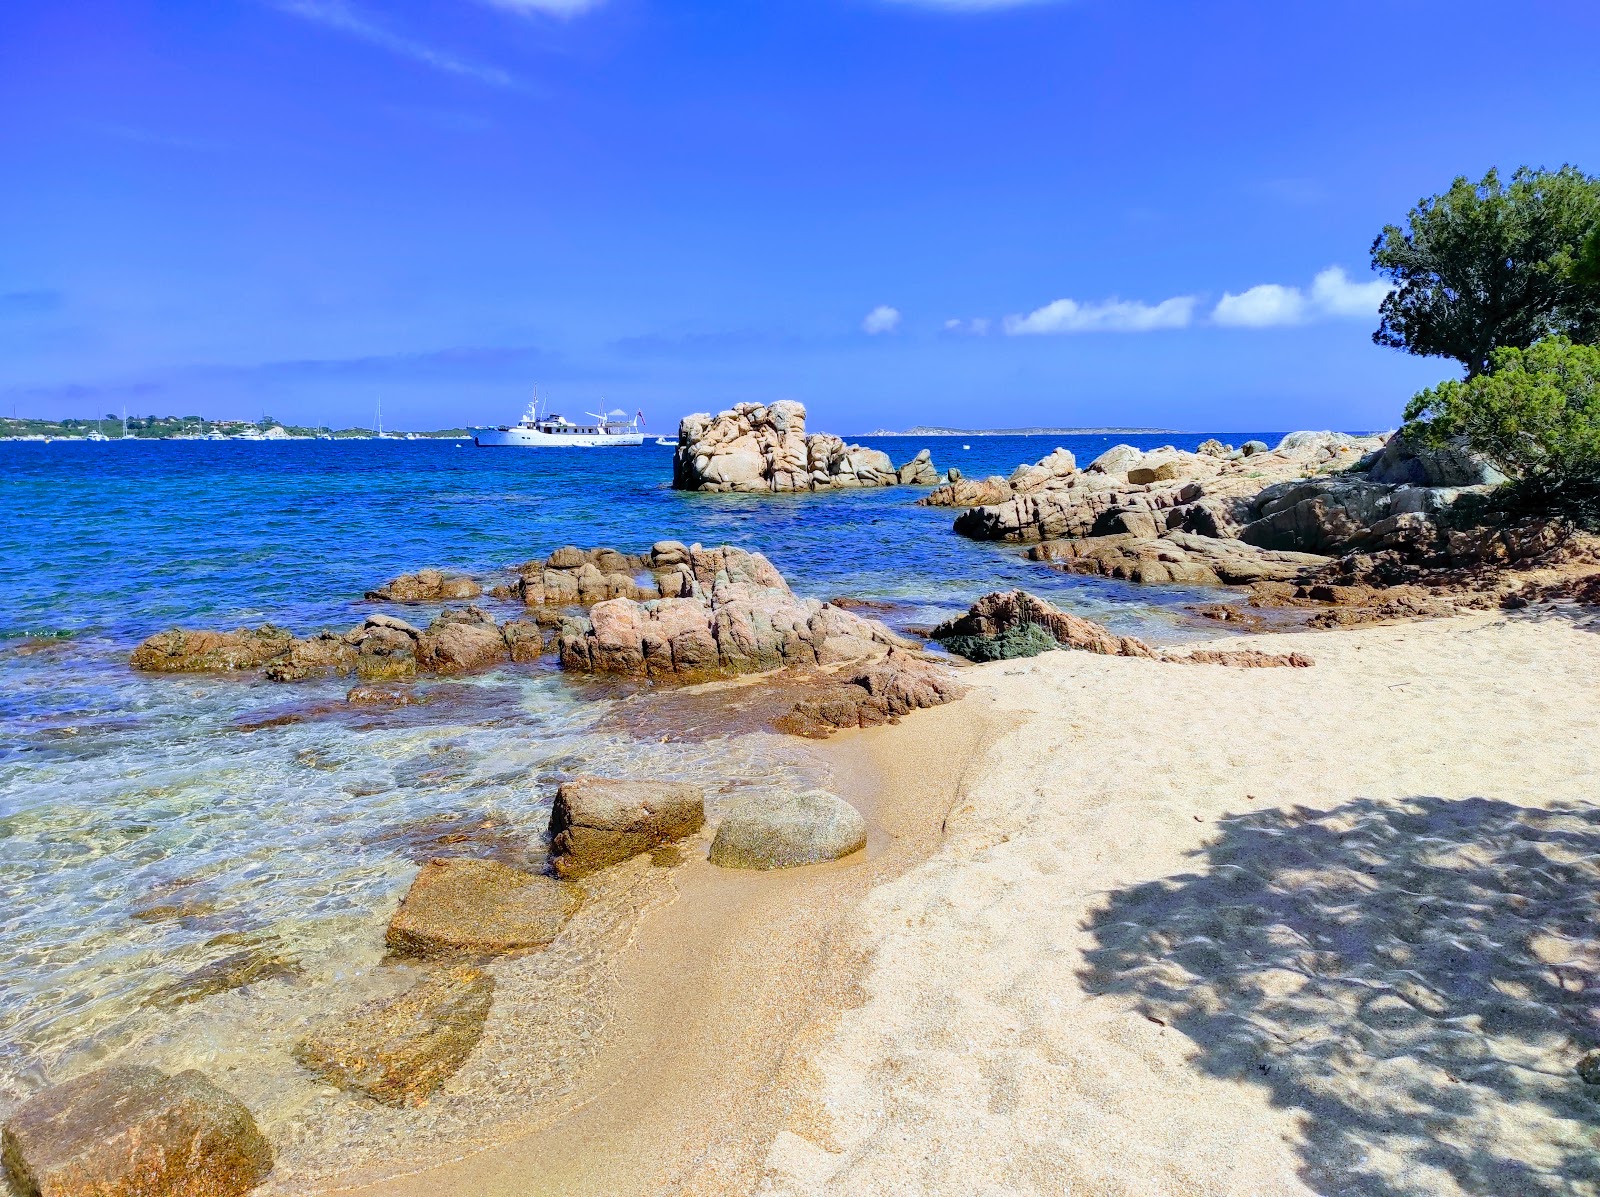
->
[313, 687, 1005, 1197]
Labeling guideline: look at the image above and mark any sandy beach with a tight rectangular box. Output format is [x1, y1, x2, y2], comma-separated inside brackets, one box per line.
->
[760, 607, 1600, 1197]
[311, 603, 1600, 1197]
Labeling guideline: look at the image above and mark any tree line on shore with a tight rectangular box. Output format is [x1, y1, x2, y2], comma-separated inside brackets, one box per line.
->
[1374, 165, 1600, 509]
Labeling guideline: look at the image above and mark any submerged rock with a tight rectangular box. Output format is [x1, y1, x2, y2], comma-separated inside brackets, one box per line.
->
[294, 966, 494, 1107]
[1, 1065, 272, 1197]
[147, 945, 301, 1007]
[672, 401, 933, 492]
[548, 776, 706, 878]
[709, 791, 868, 870]
[364, 568, 483, 603]
[386, 858, 579, 959]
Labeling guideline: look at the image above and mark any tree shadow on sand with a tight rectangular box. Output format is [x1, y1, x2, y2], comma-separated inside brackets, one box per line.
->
[1080, 796, 1600, 1197]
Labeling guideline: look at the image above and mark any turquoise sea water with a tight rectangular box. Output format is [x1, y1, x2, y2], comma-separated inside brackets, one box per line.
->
[0, 433, 1269, 1133]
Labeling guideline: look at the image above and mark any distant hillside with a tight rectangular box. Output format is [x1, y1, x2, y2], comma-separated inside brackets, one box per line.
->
[863, 426, 1182, 437]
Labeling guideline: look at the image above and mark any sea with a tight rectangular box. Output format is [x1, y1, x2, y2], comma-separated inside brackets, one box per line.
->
[0, 432, 1277, 1162]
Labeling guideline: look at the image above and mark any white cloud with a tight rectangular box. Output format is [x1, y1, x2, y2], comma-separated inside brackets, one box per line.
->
[478, 0, 604, 14]
[1212, 283, 1307, 328]
[1003, 295, 1196, 335]
[1310, 266, 1391, 317]
[943, 317, 990, 336]
[1210, 266, 1392, 328]
[862, 305, 902, 335]
[275, 1, 518, 88]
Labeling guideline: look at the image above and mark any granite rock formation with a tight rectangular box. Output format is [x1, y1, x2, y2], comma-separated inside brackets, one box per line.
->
[364, 569, 483, 603]
[672, 402, 935, 492]
[555, 544, 905, 680]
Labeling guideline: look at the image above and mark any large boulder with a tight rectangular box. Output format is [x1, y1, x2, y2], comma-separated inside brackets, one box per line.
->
[1365, 429, 1507, 487]
[709, 791, 868, 870]
[386, 859, 579, 958]
[414, 607, 510, 675]
[364, 569, 483, 603]
[1, 1065, 272, 1197]
[555, 545, 904, 680]
[673, 402, 933, 492]
[548, 777, 706, 878]
[293, 966, 494, 1107]
[896, 448, 939, 486]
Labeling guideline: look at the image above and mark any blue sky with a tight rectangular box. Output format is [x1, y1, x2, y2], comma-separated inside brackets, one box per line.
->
[3, 0, 1597, 434]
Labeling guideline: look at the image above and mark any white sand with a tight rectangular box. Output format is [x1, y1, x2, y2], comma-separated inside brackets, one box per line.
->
[759, 610, 1600, 1197]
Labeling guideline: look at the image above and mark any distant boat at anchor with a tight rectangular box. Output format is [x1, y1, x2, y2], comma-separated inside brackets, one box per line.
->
[474, 394, 646, 448]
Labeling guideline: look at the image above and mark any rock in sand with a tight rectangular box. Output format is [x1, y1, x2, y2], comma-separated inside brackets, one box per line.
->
[709, 791, 868, 870]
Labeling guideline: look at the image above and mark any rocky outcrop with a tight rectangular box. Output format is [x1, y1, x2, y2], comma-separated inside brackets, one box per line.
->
[1028, 531, 1330, 586]
[672, 402, 935, 492]
[386, 859, 579, 959]
[1365, 429, 1506, 487]
[932, 591, 1312, 668]
[294, 966, 494, 1107]
[128, 626, 294, 673]
[131, 608, 531, 682]
[709, 791, 868, 870]
[555, 545, 904, 680]
[1, 1065, 273, 1197]
[933, 433, 1383, 543]
[494, 543, 691, 609]
[896, 448, 939, 486]
[773, 648, 967, 738]
[364, 569, 482, 603]
[548, 777, 706, 878]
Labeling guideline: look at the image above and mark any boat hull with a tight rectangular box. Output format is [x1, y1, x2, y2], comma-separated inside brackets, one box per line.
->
[474, 428, 646, 448]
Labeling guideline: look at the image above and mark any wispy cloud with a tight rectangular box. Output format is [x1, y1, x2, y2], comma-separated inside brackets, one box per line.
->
[478, 0, 606, 14]
[862, 305, 902, 335]
[1003, 295, 1196, 335]
[943, 317, 990, 336]
[0, 289, 65, 317]
[881, 0, 1066, 9]
[273, 1, 519, 88]
[1212, 267, 1390, 328]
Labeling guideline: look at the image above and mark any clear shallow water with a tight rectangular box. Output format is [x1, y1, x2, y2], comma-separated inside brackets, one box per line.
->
[0, 433, 1273, 1119]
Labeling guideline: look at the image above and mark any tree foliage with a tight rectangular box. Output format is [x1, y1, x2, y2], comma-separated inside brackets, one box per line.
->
[1371, 167, 1600, 376]
[1403, 337, 1600, 489]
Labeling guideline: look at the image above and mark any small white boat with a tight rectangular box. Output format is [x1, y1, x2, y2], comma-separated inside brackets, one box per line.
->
[475, 394, 646, 448]
[654, 436, 675, 447]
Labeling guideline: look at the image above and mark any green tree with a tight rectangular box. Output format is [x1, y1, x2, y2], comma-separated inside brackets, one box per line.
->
[1403, 337, 1600, 491]
[1371, 166, 1600, 376]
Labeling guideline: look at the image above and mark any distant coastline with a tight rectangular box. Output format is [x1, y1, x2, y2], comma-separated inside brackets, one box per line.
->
[863, 426, 1184, 437]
